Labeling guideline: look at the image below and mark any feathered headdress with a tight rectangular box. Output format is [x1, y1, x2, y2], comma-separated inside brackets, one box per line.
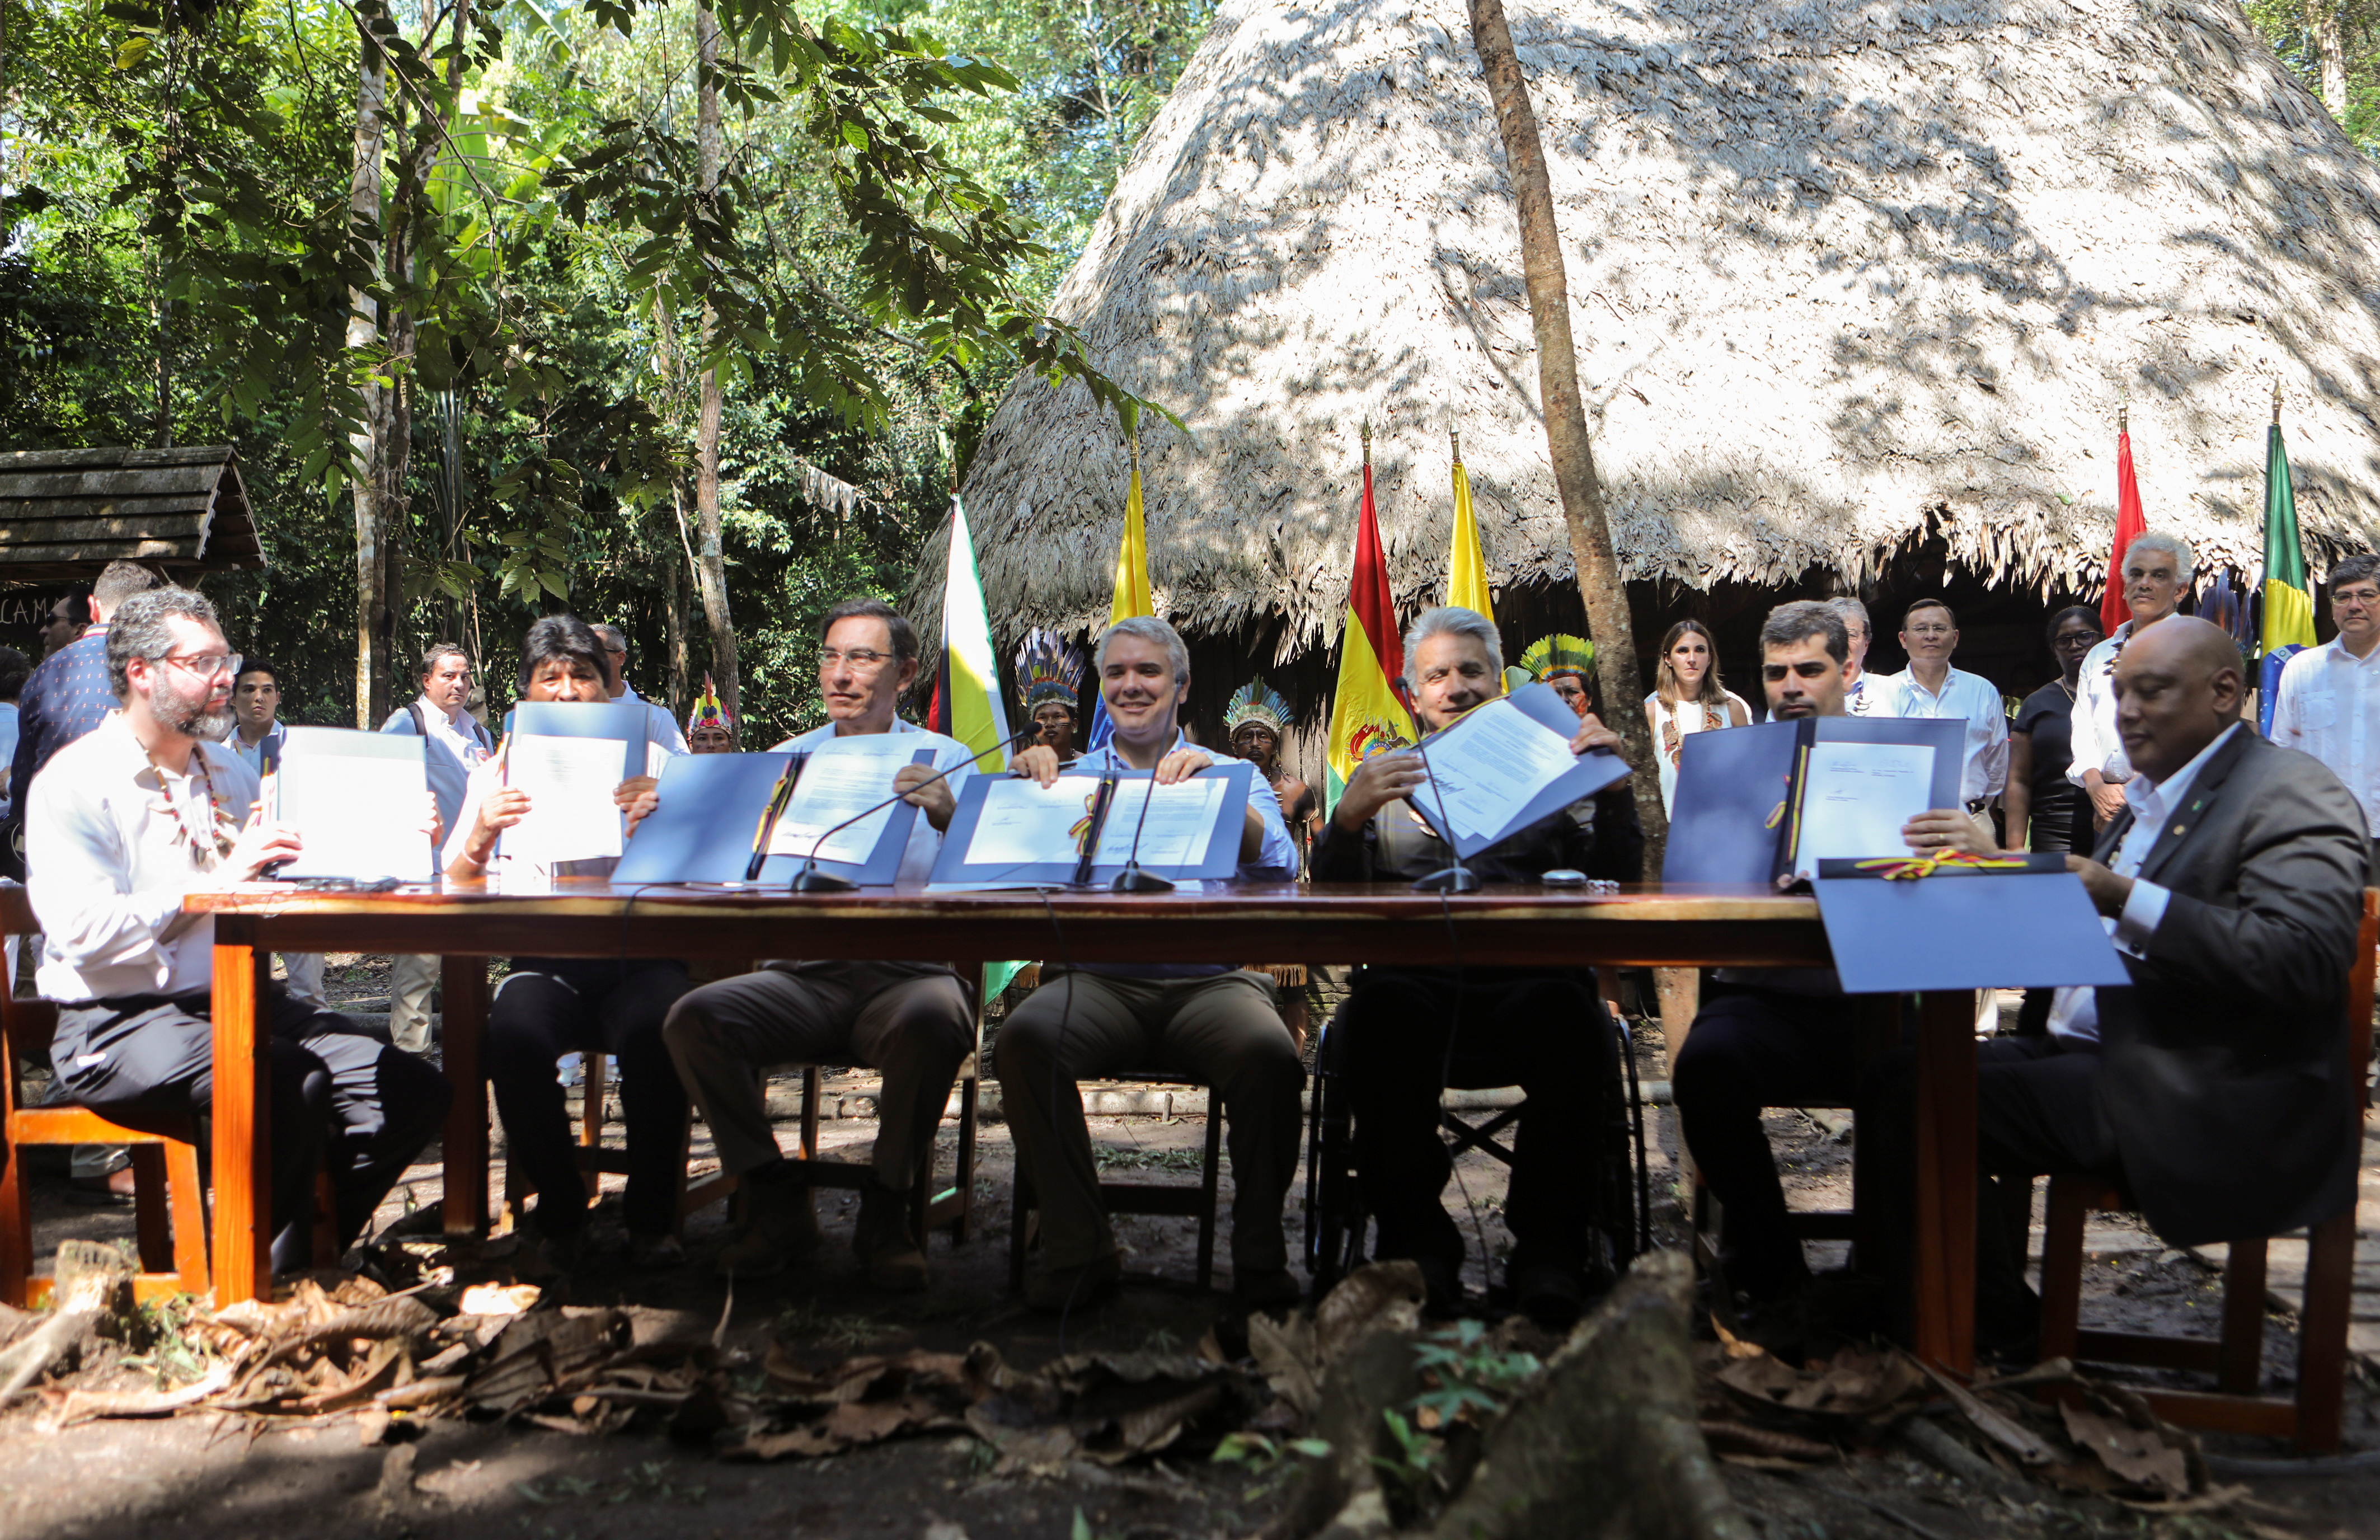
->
[1014, 627, 1085, 714]
[1224, 680, 1292, 739]
[1518, 634, 1595, 683]
[687, 673, 733, 735]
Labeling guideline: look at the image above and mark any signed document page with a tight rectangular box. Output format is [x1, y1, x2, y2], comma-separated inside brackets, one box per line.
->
[1090, 776, 1230, 867]
[766, 735, 918, 866]
[1419, 697, 1580, 847]
[1790, 740, 1935, 877]
[505, 735, 628, 865]
[963, 777, 1103, 870]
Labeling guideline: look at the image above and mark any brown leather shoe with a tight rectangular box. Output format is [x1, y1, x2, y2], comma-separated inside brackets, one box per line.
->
[717, 1179, 823, 1278]
[853, 1183, 927, 1292]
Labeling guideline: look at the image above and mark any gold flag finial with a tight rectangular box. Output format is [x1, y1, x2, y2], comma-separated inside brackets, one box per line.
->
[1450, 425, 1462, 467]
[2274, 376, 2284, 425]
[1361, 417, 1372, 467]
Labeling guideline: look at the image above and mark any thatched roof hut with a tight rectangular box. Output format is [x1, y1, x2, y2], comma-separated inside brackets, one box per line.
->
[914, 0, 2380, 731]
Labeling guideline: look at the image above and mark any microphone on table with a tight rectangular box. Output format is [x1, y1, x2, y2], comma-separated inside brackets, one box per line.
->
[1069, 764, 1119, 889]
[1109, 763, 1181, 894]
[789, 727, 1038, 893]
[1409, 736, 1480, 893]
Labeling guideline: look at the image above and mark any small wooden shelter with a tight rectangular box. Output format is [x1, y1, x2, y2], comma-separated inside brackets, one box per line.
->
[0, 447, 265, 583]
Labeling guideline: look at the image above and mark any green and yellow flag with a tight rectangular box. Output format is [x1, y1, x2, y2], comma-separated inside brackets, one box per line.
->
[1325, 433, 1416, 811]
[2262, 419, 2316, 655]
[1446, 431, 1493, 623]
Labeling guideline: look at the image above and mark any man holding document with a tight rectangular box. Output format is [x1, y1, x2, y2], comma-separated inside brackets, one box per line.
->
[1671, 600, 1991, 1308]
[996, 616, 1302, 1311]
[443, 617, 687, 1273]
[661, 599, 979, 1290]
[1315, 606, 1639, 1326]
[28, 588, 450, 1274]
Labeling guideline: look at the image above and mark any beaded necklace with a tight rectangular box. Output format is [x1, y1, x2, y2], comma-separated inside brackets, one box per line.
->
[149, 746, 240, 869]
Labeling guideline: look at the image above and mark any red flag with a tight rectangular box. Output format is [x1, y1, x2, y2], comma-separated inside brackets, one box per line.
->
[2101, 429, 2147, 635]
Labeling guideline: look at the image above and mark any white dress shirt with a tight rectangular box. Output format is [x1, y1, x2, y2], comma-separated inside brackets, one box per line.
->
[1844, 673, 1881, 716]
[626, 686, 691, 759]
[769, 718, 978, 884]
[2066, 622, 2138, 788]
[1880, 665, 2010, 802]
[2269, 637, 2380, 835]
[2046, 722, 2241, 1045]
[27, 712, 261, 1002]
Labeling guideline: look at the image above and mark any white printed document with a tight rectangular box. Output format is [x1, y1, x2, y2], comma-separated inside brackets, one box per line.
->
[962, 777, 1105, 868]
[1790, 740, 1936, 878]
[1090, 777, 1231, 867]
[767, 735, 922, 867]
[271, 727, 434, 881]
[504, 734, 628, 865]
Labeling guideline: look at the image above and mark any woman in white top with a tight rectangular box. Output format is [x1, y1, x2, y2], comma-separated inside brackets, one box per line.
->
[1644, 619, 1750, 816]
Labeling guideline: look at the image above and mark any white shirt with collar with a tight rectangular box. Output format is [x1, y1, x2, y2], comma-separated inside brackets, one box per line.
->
[1881, 664, 2010, 802]
[625, 685, 691, 760]
[2066, 622, 2137, 789]
[1844, 673, 1881, 716]
[769, 717, 976, 884]
[2046, 720, 2243, 1046]
[26, 712, 261, 1001]
[227, 720, 285, 776]
[2270, 637, 2380, 835]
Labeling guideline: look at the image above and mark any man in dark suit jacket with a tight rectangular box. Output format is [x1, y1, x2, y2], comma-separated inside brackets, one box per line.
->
[1870, 616, 2369, 1346]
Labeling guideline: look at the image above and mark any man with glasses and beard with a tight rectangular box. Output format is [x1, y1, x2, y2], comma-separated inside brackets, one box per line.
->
[26, 589, 449, 1275]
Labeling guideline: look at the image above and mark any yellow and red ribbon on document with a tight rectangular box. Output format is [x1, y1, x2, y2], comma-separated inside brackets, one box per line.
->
[1851, 852, 2030, 882]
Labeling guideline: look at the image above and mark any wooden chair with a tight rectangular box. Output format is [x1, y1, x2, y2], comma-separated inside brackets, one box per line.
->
[1, 886, 209, 1307]
[2034, 886, 2379, 1453]
[1009, 1068, 1227, 1293]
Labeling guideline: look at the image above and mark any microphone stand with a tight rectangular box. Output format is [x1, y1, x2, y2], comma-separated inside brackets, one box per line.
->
[1068, 766, 1119, 889]
[1409, 736, 1480, 893]
[788, 727, 1034, 892]
[1109, 764, 1179, 893]
[744, 752, 807, 882]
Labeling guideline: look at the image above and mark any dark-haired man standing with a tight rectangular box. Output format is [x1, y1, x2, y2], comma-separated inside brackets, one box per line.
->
[663, 599, 979, 1289]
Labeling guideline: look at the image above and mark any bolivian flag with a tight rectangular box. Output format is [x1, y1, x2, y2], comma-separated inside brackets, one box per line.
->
[2261, 422, 2316, 656]
[1325, 456, 1415, 811]
[1447, 441, 1494, 623]
[928, 495, 1013, 771]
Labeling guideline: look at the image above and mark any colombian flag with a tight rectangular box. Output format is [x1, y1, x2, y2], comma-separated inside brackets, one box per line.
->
[2100, 422, 2147, 637]
[2261, 422, 2316, 656]
[1446, 439, 1494, 624]
[1083, 447, 1154, 752]
[928, 495, 1013, 771]
[1325, 453, 1415, 811]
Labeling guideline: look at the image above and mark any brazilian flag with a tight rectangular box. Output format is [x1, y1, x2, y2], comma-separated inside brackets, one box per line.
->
[2262, 423, 2316, 655]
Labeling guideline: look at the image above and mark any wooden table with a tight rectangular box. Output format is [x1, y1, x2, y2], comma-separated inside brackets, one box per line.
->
[189, 880, 1979, 1370]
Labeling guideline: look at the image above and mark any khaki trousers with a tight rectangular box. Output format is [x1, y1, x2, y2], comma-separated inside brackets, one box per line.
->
[663, 964, 971, 1193]
[387, 954, 440, 1056]
[994, 969, 1301, 1273]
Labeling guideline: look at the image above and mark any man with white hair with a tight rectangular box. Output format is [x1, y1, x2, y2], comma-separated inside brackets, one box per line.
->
[1830, 597, 1881, 716]
[996, 616, 1302, 1311]
[593, 623, 691, 759]
[2068, 531, 2194, 846]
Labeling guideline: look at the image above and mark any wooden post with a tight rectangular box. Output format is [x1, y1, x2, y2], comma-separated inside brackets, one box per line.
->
[209, 931, 273, 1304]
[1912, 989, 1978, 1374]
[440, 954, 490, 1237]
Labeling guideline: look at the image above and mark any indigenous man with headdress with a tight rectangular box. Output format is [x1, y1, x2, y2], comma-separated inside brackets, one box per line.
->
[1014, 628, 1085, 764]
[1519, 633, 1598, 720]
[1224, 681, 1315, 845]
[686, 674, 736, 754]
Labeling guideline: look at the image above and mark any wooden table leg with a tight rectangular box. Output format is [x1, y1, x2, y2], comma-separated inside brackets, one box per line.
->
[1912, 989, 1978, 1375]
[441, 956, 490, 1238]
[210, 938, 273, 1305]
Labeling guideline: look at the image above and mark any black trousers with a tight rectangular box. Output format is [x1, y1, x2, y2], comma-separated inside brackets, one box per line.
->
[1340, 968, 1616, 1273]
[1671, 985, 1869, 1296]
[54, 984, 452, 1273]
[1862, 1034, 2120, 1340]
[487, 957, 691, 1238]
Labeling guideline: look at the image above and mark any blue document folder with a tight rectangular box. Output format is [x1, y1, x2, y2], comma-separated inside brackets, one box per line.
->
[613, 752, 795, 885]
[508, 698, 650, 781]
[1404, 683, 1631, 859]
[1661, 715, 1968, 885]
[930, 763, 1255, 888]
[1811, 865, 2134, 994]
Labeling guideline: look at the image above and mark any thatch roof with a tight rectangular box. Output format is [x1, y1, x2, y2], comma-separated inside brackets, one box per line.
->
[0, 447, 265, 581]
[914, 0, 2380, 655]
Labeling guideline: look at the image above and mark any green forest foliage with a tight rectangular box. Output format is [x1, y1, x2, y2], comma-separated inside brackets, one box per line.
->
[0, 0, 1208, 741]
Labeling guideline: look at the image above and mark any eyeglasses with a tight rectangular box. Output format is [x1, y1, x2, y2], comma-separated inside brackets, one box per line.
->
[819, 647, 893, 671]
[157, 652, 242, 679]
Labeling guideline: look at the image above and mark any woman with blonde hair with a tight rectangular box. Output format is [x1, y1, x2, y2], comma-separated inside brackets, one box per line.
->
[1644, 618, 1750, 816]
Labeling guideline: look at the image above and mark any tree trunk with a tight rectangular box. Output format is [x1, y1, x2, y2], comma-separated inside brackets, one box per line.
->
[693, 1, 741, 718]
[346, 1, 391, 727]
[665, 539, 692, 717]
[1465, 0, 1667, 873]
[2306, 0, 2349, 117]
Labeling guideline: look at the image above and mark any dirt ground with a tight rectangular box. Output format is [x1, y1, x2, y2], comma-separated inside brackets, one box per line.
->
[6, 960, 2380, 1540]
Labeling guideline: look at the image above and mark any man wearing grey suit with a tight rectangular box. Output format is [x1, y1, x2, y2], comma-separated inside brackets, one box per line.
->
[1874, 617, 2370, 1348]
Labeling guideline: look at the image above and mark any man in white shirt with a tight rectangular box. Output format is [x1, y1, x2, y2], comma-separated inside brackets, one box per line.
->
[2270, 553, 2380, 873]
[1830, 598, 1883, 716]
[1881, 599, 2008, 811]
[594, 624, 692, 759]
[663, 600, 978, 1290]
[2067, 530, 2191, 846]
[27, 588, 448, 1274]
[221, 660, 326, 1008]
[379, 644, 495, 1055]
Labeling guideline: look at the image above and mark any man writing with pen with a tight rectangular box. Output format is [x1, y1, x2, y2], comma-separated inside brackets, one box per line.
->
[995, 616, 1304, 1311]
[1315, 606, 1641, 1326]
[662, 599, 979, 1290]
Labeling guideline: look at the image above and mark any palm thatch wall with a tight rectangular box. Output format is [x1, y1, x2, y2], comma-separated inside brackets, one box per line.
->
[912, 0, 2380, 673]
